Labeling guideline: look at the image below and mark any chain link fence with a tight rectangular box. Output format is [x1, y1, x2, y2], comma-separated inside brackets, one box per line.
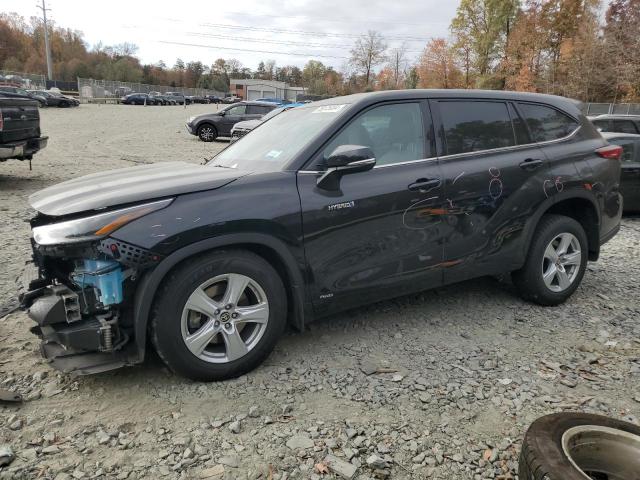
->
[77, 77, 225, 99]
[582, 103, 640, 116]
[0, 70, 47, 89]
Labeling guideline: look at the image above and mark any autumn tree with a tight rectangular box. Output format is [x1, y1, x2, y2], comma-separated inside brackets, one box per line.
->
[386, 44, 408, 89]
[417, 38, 463, 89]
[597, 0, 640, 102]
[349, 30, 387, 86]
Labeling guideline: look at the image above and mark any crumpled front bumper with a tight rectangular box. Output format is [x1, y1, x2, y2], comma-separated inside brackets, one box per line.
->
[18, 263, 136, 375]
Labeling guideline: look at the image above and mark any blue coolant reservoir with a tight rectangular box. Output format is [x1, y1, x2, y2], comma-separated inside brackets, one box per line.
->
[71, 260, 123, 306]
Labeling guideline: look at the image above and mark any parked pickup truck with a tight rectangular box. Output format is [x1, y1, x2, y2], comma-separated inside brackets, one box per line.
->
[0, 96, 48, 162]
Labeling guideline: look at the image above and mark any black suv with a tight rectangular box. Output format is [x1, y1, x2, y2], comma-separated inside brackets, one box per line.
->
[186, 101, 277, 141]
[20, 90, 622, 381]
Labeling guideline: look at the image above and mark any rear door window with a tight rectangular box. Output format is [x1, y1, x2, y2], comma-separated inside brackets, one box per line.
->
[247, 105, 272, 115]
[439, 101, 515, 155]
[612, 120, 639, 134]
[518, 103, 579, 142]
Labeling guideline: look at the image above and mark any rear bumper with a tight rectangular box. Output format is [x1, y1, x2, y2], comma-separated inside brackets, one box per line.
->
[185, 123, 195, 135]
[600, 223, 620, 246]
[0, 136, 48, 160]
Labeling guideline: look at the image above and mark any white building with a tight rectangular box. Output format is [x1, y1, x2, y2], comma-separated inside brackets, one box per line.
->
[230, 79, 306, 102]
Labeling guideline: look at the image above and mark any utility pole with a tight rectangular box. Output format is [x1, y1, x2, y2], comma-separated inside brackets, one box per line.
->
[36, 0, 53, 80]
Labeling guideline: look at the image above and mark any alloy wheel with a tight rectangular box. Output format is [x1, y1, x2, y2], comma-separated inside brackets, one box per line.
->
[541, 232, 582, 293]
[199, 126, 215, 141]
[180, 273, 269, 363]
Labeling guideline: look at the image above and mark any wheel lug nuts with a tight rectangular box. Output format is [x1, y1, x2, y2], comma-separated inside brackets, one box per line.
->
[225, 323, 231, 329]
[214, 309, 220, 315]
[225, 304, 233, 310]
[214, 321, 220, 327]
[231, 312, 238, 319]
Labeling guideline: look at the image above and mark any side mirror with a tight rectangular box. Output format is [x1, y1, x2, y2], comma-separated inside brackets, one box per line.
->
[219, 110, 226, 116]
[317, 145, 376, 190]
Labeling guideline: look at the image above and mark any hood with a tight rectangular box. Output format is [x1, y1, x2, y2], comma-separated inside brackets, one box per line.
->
[29, 161, 244, 216]
[233, 119, 262, 131]
[193, 112, 222, 121]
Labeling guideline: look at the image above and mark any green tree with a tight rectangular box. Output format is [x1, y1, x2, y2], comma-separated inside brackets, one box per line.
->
[451, 0, 520, 87]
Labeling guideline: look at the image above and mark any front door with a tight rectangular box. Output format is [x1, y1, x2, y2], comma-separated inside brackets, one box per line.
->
[220, 104, 247, 135]
[431, 99, 549, 283]
[297, 101, 448, 315]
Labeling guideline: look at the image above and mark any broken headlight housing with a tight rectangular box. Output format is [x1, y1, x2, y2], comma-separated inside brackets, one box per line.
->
[32, 198, 173, 246]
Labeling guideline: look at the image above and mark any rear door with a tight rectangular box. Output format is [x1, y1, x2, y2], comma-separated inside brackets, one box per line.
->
[431, 99, 549, 283]
[298, 100, 446, 315]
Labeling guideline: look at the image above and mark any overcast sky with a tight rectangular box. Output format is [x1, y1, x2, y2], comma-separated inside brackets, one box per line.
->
[4, 0, 459, 71]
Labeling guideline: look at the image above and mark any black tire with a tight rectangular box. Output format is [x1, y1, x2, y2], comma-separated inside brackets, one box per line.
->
[151, 250, 287, 381]
[197, 123, 217, 142]
[512, 214, 588, 306]
[519, 412, 640, 480]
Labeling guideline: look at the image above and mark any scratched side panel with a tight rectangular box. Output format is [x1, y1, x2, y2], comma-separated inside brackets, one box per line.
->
[297, 162, 446, 315]
[439, 145, 550, 284]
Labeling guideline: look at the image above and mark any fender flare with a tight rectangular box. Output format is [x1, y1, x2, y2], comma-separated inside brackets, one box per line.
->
[520, 189, 601, 261]
[131, 233, 309, 362]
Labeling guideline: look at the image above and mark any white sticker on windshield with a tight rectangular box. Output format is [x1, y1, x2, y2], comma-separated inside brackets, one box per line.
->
[266, 150, 282, 159]
[312, 104, 347, 114]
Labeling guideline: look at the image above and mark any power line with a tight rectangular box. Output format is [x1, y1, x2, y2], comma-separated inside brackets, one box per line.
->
[204, 10, 449, 28]
[186, 32, 426, 53]
[198, 22, 431, 42]
[159, 41, 350, 59]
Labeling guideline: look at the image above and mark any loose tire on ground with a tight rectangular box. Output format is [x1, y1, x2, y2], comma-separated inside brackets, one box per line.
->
[197, 123, 217, 142]
[513, 214, 588, 305]
[151, 250, 287, 381]
[519, 412, 640, 480]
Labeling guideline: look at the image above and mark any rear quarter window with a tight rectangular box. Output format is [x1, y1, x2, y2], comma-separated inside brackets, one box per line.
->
[518, 103, 579, 142]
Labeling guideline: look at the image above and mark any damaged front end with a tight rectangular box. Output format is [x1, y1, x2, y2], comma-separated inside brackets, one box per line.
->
[18, 199, 172, 375]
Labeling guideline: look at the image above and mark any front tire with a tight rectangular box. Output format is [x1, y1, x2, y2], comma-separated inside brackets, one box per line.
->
[197, 124, 217, 142]
[151, 250, 287, 381]
[512, 214, 588, 306]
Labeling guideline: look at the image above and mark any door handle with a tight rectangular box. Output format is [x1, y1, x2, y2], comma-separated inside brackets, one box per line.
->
[408, 178, 441, 191]
[519, 158, 544, 170]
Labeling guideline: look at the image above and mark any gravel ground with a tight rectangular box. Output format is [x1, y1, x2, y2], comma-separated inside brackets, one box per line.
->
[1, 105, 639, 480]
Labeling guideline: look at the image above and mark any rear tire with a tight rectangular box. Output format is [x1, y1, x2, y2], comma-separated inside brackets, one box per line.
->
[519, 413, 640, 480]
[197, 123, 217, 142]
[151, 250, 287, 381]
[512, 214, 588, 306]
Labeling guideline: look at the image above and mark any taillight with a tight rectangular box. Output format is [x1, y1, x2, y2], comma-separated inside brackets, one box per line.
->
[596, 144, 623, 160]
[0, 110, 3, 131]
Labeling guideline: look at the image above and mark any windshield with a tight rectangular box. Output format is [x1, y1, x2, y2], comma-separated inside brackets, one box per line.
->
[210, 103, 348, 172]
